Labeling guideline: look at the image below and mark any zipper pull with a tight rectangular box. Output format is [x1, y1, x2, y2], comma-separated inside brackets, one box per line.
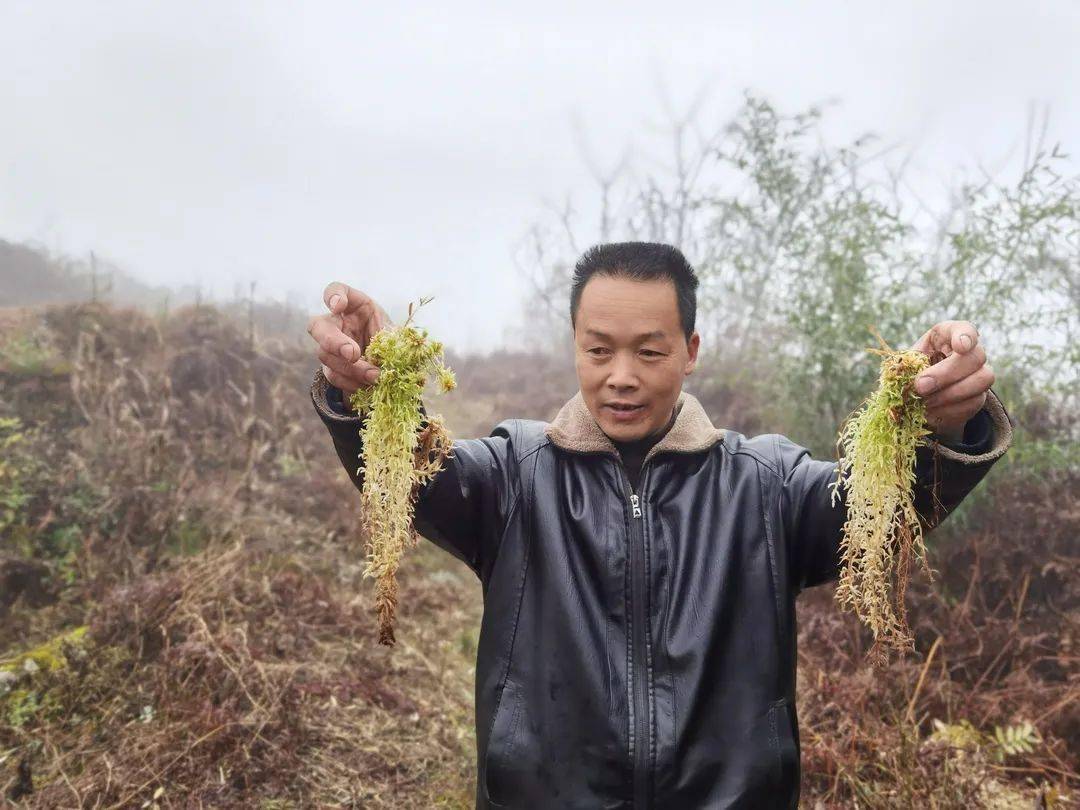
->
[629, 493, 642, 519]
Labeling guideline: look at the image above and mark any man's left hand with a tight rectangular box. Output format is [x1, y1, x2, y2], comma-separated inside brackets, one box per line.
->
[910, 320, 995, 444]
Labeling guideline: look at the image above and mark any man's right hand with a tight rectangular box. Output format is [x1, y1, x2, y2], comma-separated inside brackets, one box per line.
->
[307, 282, 394, 396]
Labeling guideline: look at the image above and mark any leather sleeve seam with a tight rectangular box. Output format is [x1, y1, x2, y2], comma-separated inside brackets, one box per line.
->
[757, 461, 788, 671]
[721, 443, 783, 481]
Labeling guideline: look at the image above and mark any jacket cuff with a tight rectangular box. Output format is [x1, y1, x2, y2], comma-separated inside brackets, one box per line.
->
[925, 387, 1013, 465]
[935, 408, 992, 453]
[326, 382, 354, 415]
[310, 367, 364, 425]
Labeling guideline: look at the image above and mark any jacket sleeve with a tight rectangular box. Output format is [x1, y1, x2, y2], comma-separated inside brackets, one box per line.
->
[777, 387, 1014, 593]
[310, 368, 518, 580]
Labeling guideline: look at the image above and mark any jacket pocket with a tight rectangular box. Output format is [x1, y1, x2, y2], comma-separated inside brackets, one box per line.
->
[768, 698, 800, 808]
[483, 679, 525, 808]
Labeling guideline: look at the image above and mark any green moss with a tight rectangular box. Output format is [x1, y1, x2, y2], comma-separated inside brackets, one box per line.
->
[3, 685, 67, 728]
[0, 417, 30, 535]
[0, 625, 89, 674]
[0, 332, 68, 376]
[347, 296, 457, 646]
[828, 328, 933, 663]
[0, 626, 101, 728]
[5, 688, 40, 727]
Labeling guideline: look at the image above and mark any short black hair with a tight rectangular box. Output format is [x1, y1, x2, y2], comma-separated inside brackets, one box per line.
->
[569, 242, 699, 343]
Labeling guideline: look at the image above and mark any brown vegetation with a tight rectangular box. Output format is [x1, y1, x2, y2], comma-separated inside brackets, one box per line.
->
[1, 301, 1075, 807]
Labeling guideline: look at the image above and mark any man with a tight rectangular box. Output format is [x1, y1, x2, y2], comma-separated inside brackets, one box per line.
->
[307, 242, 1011, 808]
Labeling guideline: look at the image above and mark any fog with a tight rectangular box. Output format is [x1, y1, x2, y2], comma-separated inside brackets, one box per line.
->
[2, 1, 1078, 353]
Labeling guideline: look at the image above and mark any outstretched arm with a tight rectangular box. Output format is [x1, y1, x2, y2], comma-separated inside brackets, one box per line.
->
[310, 368, 519, 582]
[780, 319, 1013, 592]
[778, 387, 1012, 592]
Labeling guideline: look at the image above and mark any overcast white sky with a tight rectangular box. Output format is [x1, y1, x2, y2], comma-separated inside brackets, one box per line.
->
[2, 1, 1078, 353]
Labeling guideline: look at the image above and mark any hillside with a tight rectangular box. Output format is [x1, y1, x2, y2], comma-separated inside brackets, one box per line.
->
[0, 301, 1074, 807]
[0, 240, 190, 309]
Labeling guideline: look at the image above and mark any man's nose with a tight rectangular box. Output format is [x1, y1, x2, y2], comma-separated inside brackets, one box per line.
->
[607, 354, 640, 388]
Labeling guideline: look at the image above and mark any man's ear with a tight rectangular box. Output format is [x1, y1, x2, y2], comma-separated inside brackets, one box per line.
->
[685, 332, 700, 374]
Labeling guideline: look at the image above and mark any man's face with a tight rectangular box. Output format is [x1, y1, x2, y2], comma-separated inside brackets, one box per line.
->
[574, 273, 700, 442]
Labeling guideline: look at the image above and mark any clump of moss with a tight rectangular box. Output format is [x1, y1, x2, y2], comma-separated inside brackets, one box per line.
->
[348, 297, 456, 646]
[0, 416, 30, 535]
[0, 625, 89, 676]
[828, 327, 939, 665]
[1, 626, 90, 727]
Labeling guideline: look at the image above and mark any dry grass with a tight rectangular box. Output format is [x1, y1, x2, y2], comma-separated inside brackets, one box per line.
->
[1, 302, 481, 807]
[2, 541, 482, 808]
[0, 301, 1074, 808]
[797, 459, 1078, 807]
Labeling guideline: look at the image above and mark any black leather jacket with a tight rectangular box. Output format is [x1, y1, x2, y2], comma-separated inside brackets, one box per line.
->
[311, 371, 1013, 809]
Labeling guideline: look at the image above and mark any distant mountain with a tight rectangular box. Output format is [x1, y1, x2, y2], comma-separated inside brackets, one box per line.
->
[0, 238, 203, 310]
[0, 238, 310, 342]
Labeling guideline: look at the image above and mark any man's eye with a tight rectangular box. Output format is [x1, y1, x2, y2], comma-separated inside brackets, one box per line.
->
[587, 348, 662, 356]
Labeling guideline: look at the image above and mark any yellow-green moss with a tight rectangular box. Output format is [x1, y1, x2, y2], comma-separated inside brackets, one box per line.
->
[0, 416, 30, 534]
[0, 625, 89, 674]
[348, 297, 456, 646]
[0, 626, 89, 727]
[828, 328, 933, 664]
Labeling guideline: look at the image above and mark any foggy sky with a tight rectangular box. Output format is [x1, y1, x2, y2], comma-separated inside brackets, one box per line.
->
[2, 1, 1078, 354]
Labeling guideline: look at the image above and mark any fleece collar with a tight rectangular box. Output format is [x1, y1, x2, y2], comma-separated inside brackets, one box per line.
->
[544, 389, 725, 465]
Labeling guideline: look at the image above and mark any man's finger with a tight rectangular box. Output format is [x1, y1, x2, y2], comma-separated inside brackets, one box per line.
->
[321, 363, 358, 395]
[308, 313, 362, 360]
[323, 281, 353, 315]
[925, 390, 988, 426]
[914, 320, 979, 357]
[921, 364, 995, 408]
[947, 320, 979, 354]
[914, 344, 986, 396]
[323, 282, 380, 319]
[318, 348, 380, 384]
[913, 322, 944, 356]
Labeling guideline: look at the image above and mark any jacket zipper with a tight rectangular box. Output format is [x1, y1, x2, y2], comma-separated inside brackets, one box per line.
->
[617, 462, 650, 810]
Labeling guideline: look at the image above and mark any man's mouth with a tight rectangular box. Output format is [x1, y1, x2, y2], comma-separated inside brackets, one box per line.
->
[607, 403, 645, 413]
